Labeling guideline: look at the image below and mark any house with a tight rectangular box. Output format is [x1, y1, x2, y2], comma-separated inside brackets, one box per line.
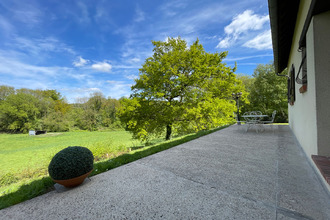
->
[268, 0, 330, 191]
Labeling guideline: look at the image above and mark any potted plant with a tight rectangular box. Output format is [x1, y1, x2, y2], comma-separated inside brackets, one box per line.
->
[48, 146, 94, 188]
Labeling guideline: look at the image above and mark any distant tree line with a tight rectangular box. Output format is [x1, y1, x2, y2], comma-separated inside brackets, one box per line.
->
[0, 86, 122, 133]
[238, 63, 288, 123]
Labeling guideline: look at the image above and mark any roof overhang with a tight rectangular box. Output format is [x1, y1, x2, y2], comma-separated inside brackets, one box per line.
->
[268, 0, 300, 74]
[268, 0, 330, 74]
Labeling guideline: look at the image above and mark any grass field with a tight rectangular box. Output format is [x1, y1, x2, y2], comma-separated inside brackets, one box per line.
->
[0, 131, 140, 174]
[0, 125, 230, 209]
[0, 130, 141, 196]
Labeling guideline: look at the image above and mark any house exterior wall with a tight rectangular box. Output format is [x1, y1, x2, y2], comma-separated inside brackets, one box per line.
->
[289, 10, 330, 157]
[287, 0, 318, 159]
[287, 2, 330, 191]
[313, 11, 330, 156]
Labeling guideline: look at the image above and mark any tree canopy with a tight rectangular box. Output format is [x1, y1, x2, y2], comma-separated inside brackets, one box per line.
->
[0, 87, 122, 133]
[119, 37, 245, 141]
[240, 63, 288, 122]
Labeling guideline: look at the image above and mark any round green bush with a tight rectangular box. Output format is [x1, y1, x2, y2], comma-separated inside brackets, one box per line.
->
[48, 146, 94, 180]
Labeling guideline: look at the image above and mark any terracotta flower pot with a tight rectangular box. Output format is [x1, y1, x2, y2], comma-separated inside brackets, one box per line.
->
[52, 170, 93, 188]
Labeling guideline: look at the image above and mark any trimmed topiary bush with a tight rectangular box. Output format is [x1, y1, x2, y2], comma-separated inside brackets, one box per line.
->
[48, 146, 94, 180]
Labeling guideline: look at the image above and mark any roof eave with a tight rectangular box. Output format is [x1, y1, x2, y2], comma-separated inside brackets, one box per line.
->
[268, 0, 300, 74]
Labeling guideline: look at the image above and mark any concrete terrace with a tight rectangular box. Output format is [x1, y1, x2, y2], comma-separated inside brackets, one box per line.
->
[1, 125, 330, 219]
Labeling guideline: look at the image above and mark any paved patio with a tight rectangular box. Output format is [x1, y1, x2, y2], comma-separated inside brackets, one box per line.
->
[1, 125, 330, 219]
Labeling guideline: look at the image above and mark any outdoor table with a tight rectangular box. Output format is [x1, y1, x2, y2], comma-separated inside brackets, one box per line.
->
[242, 115, 268, 120]
[241, 114, 268, 132]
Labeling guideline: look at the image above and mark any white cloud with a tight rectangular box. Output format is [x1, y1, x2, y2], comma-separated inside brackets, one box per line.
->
[167, 4, 231, 35]
[62, 88, 102, 103]
[217, 10, 269, 49]
[91, 61, 112, 72]
[12, 36, 75, 56]
[243, 30, 272, 50]
[107, 82, 132, 98]
[76, 1, 91, 24]
[70, 88, 101, 93]
[106, 80, 120, 84]
[112, 65, 141, 69]
[159, 1, 188, 17]
[130, 57, 141, 63]
[0, 51, 82, 95]
[0, 15, 14, 35]
[134, 6, 145, 22]
[1, 1, 43, 27]
[224, 10, 268, 35]
[217, 37, 232, 48]
[224, 53, 273, 61]
[0, 53, 60, 78]
[125, 74, 138, 80]
[73, 56, 89, 67]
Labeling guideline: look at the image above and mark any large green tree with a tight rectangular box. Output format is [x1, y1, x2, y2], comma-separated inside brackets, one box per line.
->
[246, 63, 288, 122]
[119, 37, 244, 141]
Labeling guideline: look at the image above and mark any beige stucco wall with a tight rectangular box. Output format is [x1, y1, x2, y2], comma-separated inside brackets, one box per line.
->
[289, 10, 330, 157]
[313, 11, 330, 156]
[287, 2, 330, 191]
[288, 0, 318, 159]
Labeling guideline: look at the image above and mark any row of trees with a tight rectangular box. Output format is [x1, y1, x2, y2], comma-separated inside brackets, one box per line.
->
[0, 87, 121, 133]
[0, 37, 288, 140]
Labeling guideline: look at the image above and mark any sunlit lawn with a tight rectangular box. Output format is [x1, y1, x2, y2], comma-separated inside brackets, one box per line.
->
[0, 125, 230, 209]
[0, 131, 140, 195]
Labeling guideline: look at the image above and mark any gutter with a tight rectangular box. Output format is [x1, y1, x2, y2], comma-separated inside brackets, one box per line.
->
[298, 0, 316, 49]
[299, 0, 330, 49]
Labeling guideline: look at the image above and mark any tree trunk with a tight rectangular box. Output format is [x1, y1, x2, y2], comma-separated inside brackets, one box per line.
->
[166, 124, 172, 140]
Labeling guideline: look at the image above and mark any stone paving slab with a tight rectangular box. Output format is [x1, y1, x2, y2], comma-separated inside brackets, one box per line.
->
[1, 125, 329, 219]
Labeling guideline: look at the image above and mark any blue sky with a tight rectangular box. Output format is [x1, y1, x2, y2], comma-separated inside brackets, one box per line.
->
[0, 0, 273, 103]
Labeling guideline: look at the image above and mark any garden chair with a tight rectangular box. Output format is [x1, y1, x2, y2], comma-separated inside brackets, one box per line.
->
[261, 110, 277, 131]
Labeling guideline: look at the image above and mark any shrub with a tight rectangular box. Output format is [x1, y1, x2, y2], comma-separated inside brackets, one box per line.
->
[48, 146, 94, 180]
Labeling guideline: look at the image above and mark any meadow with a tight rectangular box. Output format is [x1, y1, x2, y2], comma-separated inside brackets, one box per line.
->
[0, 125, 229, 209]
[0, 131, 140, 195]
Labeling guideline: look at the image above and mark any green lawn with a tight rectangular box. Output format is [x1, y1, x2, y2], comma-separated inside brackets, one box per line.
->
[0, 131, 140, 189]
[0, 125, 230, 209]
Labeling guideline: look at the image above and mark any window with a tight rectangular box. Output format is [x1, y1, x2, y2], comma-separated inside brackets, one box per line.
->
[288, 64, 296, 105]
[296, 47, 308, 93]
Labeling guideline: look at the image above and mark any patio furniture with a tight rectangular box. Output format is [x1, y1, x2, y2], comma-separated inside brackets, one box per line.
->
[242, 111, 268, 133]
[260, 110, 277, 131]
[261, 110, 277, 124]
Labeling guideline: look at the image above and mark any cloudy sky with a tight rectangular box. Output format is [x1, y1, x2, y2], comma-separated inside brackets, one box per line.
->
[0, 0, 273, 102]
